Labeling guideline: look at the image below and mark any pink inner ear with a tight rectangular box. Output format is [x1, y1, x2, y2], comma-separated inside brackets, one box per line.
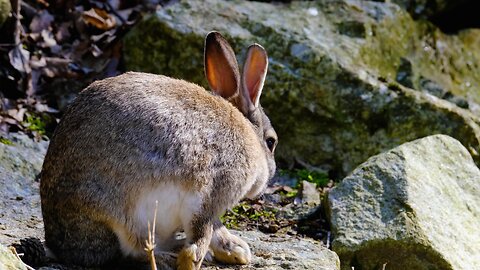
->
[205, 32, 240, 99]
[243, 45, 267, 106]
[246, 75, 262, 103]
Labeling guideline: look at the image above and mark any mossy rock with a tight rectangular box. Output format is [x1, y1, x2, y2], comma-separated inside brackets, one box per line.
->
[124, 0, 480, 177]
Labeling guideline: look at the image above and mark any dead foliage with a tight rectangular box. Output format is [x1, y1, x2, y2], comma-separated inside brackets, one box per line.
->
[0, 0, 167, 137]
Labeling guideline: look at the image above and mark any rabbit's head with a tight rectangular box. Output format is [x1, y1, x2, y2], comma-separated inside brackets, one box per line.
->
[205, 32, 277, 198]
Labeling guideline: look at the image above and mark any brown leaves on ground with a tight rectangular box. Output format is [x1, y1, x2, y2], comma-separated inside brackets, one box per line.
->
[0, 0, 167, 137]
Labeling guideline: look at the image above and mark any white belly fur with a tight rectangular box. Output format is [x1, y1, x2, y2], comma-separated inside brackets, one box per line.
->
[112, 182, 203, 257]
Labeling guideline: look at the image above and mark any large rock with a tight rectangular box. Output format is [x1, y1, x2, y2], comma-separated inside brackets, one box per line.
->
[327, 135, 480, 270]
[124, 0, 480, 177]
[0, 133, 48, 246]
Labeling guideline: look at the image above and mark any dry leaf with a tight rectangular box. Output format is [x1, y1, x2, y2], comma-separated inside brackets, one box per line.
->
[35, 103, 59, 113]
[41, 29, 58, 48]
[7, 108, 26, 122]
[30, 55, 47, 69]
[82, 8, 116, 30]
[29, 10, 54, 33]
[55, 22, 71, 43]
[9, 46, 31, 74]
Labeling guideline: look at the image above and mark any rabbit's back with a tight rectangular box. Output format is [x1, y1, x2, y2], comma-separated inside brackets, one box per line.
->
[41, 72, 266, 215]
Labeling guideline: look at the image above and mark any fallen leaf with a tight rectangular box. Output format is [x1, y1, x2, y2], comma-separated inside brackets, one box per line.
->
[30, 55, 47, 69]
[29, 10, 54, 33]
[40, 29, 58, 48]
[35, 102, 59, 113]
[82, 8, 116, 31]
[7, 108, 26, 122]
[8, 46, 31, 74]
[55, 22, 71, 43]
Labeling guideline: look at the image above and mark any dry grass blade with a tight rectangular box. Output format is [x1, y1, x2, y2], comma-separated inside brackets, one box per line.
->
[8, 246, 35, 270]
[145, 200, 158, 270]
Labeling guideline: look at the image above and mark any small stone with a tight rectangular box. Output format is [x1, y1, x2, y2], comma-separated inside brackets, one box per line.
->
[300, 181, 320, 205]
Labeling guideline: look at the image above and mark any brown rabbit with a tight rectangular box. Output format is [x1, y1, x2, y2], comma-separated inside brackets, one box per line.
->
[40, 31, 277, 270]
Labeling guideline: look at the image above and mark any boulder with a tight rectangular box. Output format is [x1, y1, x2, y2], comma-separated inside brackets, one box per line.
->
[0, 133, 48, 246]
[124, 0, 480, 177]
[327, 135, 480, 270]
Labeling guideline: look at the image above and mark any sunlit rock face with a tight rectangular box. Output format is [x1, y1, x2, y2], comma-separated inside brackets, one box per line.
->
[328, 135, 480, 270]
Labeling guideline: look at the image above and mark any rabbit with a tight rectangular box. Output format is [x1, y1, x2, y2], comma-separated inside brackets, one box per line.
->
[40, 31, 277, 270]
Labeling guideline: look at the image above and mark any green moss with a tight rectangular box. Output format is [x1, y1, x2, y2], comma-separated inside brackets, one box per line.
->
[357, 10, 415, 81]
[280, 169, 329, 187]
[358, 9, 480, 104]
[0, 137, 13, 145]
[123, 16, 207, 88]
[22, 113, 55, 137]
[221, 201, 278, 230]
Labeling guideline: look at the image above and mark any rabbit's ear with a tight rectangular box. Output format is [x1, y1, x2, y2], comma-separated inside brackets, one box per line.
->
[242, 44, 268, 108]
[204, 31, 240, 99]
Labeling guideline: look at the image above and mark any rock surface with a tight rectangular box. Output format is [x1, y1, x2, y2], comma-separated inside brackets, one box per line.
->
[0, 244, 27, 270]
[0, 133, 339, 269]
[206, 231, 339, 270]
[0, 133, 48, 246]
[327, 135, 480, 270]
[124, 0, 480, 177]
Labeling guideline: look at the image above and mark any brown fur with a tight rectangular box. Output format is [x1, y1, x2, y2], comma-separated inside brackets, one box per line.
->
[40, 32, 276, 269]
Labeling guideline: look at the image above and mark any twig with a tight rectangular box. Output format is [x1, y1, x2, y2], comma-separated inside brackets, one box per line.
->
[145, 200, 159, 270]
[326, 231, 331, 249]
[8, 246, 35, 270]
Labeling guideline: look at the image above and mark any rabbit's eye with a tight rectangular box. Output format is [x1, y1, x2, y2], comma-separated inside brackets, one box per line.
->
[266, 137, 276, 152]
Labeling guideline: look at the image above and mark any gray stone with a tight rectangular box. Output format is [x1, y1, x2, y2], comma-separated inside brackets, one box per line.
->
[124, 0, 480, 177]
[0, 244, 27, 270]
[0, 133, 48, 245]
[300, 181, 320, 206]
[327, 135, 480, 270]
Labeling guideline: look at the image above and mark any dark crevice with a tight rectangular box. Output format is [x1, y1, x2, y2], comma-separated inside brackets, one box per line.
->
[430, 0, 480, 34]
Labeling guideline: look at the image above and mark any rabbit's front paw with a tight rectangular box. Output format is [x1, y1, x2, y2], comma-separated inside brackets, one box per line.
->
[210, 230, 251, 265]
[177, 244, 198, 270]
